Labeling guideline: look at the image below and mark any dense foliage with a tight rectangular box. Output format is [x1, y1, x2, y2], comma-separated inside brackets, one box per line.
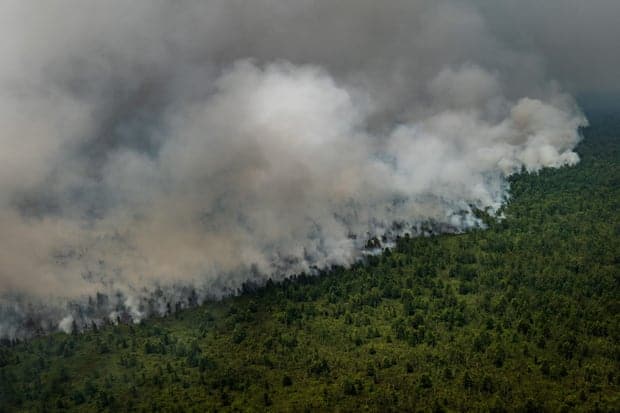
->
[1, 113, 619, 412]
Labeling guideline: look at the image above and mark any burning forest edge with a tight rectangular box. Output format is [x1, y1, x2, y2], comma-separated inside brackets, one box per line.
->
[0, 111, 618, 411]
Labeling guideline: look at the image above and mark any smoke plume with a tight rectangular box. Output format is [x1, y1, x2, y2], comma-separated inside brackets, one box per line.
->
[1, 0, 604, 338]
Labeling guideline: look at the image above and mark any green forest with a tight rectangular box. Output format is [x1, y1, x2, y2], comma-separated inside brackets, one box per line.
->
[1, 112, 619, 412]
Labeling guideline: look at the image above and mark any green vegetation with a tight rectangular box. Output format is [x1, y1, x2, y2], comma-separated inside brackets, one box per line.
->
[1, 113, 619, 412]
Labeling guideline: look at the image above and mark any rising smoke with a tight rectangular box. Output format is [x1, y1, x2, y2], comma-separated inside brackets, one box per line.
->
[2, 0, 608, 339]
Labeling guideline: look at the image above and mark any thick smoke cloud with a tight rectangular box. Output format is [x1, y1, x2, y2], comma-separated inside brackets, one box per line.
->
[0, 0, 599, 338]
[477, 0, 620, 95]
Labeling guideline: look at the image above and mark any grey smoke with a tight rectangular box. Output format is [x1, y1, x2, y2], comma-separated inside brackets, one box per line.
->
[2, 0, 612, 338]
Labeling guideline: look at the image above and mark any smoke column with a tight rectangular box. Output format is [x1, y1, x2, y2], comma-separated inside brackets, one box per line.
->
[2, 0, 609, 338]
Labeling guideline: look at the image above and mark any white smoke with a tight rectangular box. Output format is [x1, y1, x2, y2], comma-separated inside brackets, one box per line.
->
[58, 315, 74, 334]
[0, 0, 595, 338]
